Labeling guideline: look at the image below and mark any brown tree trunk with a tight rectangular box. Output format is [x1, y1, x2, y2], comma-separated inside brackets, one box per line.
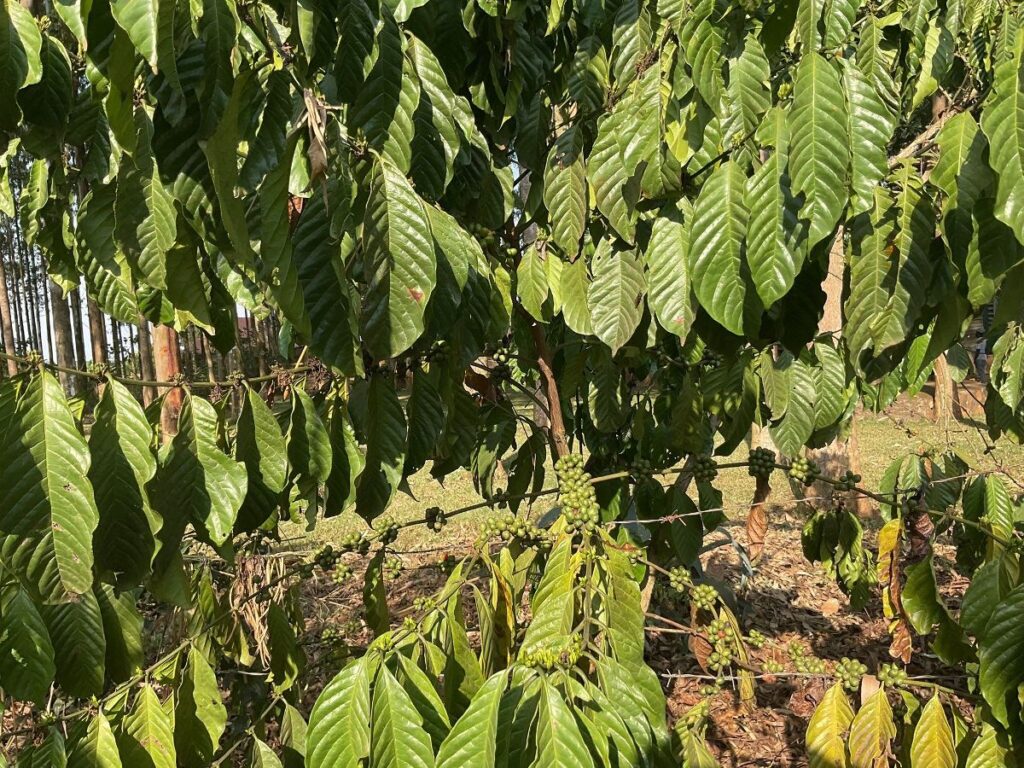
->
[153, 325, 183, 441]
[87, 297, 107, 366]
[49, 281, 76, 393]
[137, 315, 156, 405]
[0, 256, 18, 375]
[931, 354, 963, 422]
[808, 230, 871, 517]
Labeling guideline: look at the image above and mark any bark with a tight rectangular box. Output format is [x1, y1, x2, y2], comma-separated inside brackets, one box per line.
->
[87, 297, 107, 366]
[808, 230, 871, 517]
[153, 325, 183, 441]
[931, 354, 963, 421]
[49, 280, 76, 393]
[530, 323, 569, 459]
[69, 287, 87, 368]
[137, 315, 156, 405]
[0, 255, 19, 375]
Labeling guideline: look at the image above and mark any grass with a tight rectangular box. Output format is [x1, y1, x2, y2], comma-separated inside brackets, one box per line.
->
[288, 399, 1024, 553]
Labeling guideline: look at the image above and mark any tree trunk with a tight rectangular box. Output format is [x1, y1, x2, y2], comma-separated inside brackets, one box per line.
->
[153, 325, 183, 441]
[68, 286, 89, 393]
[808, 230, 871, 517]
[49, 281, 76, 393]
[87, 297, 107, 366]
[0, 256, 19, 375]
[931, 354, 963, 422]
[137, 315, 156, 405]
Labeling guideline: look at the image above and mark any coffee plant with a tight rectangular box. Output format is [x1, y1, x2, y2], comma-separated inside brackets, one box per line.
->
[1, 0, 1024, 764]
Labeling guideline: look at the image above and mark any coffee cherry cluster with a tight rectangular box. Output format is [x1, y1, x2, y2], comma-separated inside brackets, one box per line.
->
[834, 470, 862, 492]
[520, 635, 582, 671]
[761, 659, 784, 674]
[555, 454, 600, 534]
[339, 531, 370, 555]
[629, 457, 654, 479]
[747, 448, 776, 479]
[692, 455, 718, 482]
[426, 339, 449, 364]
[706, 617, 736, 672]
[878, 662, 909, 687]
[691, 584, 719, 611]
[425, 506, 447, 532]
[492, 348, 513, 381]
[330, 563, 353, 584]
[314, 545, 340, 571]
[667, 566, 692, 592]
[834, 657, 867, 690]
[746, 629, 766, 649]
[788, 456, 820, 486]
[788, 642, 828, 674]
[480, 512, 550, 547]
[384, 555, 403, 579]
[465, 222, 498, 248]
[376, 517, 400, 546]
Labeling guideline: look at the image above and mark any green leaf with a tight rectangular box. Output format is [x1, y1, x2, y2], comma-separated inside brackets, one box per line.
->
[848, 689, 896, 768]
[960, 557, 1012, 637]
[77, 185, 139, 323]
[0, 0, 42, 132]
[746, 111, 806, 306]
[41, 589, 106, 698]
[981, 29, 1024, 245]
[371, 666, 437, 768]
[533, 681, 595, 768]
[517, 243, 551, 322]
[268, 602, 307, 693]
[646, 200, 695, 340]
[689, 160, 751, 335]
[770, 356, 816, 454]
[363, 549, 390, 635]
[588, 239, 646, 354]
[544, 126, 587, 258]
[175, 645, 228, 766]
[355, 375, 407, 521]
[978, 585, 1024, 727]
[287, 387, 333, 491]
[362, 156, 436, 359]
[259, 136, 311, 336]
[110, 0, 177, 86]
[964, 724, 1015, 768]
[90, 378, 160, 585]
[523, 538, 578, 651]
[17, 34, 73, 147]
[727, 36, 771, 136]
[203, 72, 251, 260]
[789, 53, 850, 246]
[909, 695, 956, 768]
[436, 670, 509, 768]
[0, 587, 55, 705]
[559, 258, 593, 336]
[588, 107, 636, 243]
[0, 372, 98, 601]
[307, 658, 372, 768]
[115, 155, 177, 292]
[805, 684, 853, 768]
[117, 685, 176, 768]
[293, 191, 361, 376]
[843, 58, 894, 215]
[250, 739, 284, 768]
[68, 713, 123, 768]
[325, 394, 364, 516]
[234, 384, 288, 530]
[157, 393, 247, 546]
[95, 583, 144, 684]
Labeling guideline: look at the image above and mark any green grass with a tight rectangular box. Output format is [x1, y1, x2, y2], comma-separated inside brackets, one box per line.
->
[288, 408, 1024, 553]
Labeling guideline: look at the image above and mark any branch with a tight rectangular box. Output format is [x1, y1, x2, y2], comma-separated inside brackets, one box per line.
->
[529, 323, 570, 459]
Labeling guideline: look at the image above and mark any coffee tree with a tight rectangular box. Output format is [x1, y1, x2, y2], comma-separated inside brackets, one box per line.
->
[2, 0, 1024, 764]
